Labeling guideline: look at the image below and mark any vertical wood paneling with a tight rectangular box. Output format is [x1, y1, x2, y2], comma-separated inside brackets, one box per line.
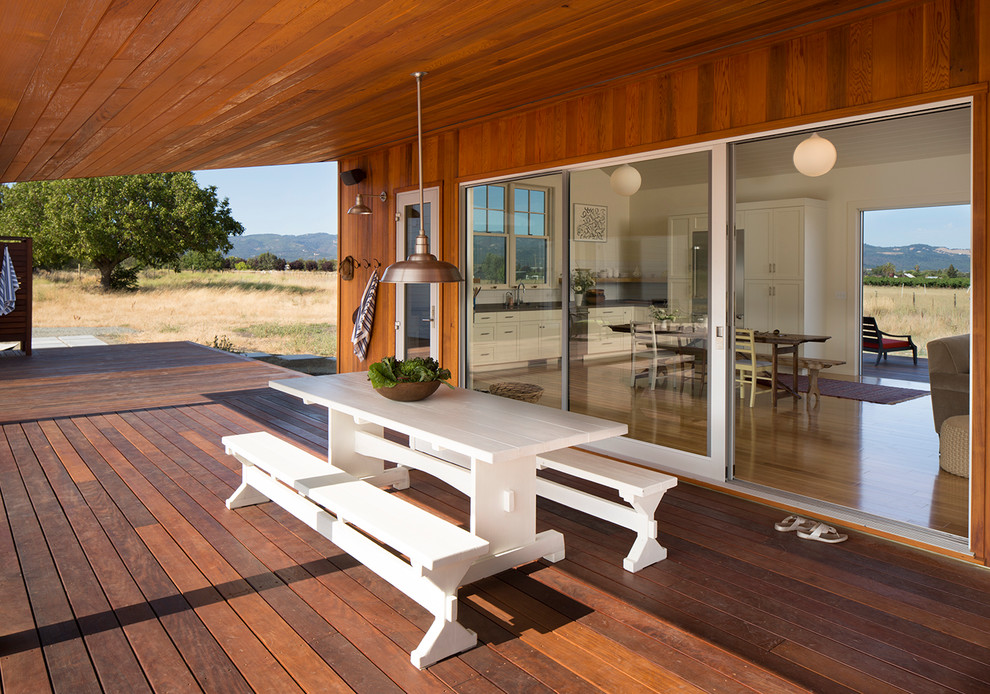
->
[766, 44, 788, 121]
[697, 63, 714, 134]
[950, 0, 979, 86]
[847, 19, 874, 105]
[784, 37, 807, 118]
[654, 73, 673, 142]
[897, 4, 925, 96]
[872, 12, 900, 102]
[670, 66, 698, 138]
[803, 33, 829, 114]
[711, 59, 731, 133]
[923, 0, 952, 90]
[827, 27, 850, 111]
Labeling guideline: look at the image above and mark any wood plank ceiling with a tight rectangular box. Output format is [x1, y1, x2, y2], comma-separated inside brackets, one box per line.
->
[1, 0, 896, 183]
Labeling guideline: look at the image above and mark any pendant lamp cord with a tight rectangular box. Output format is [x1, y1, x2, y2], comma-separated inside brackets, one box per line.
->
[414, 72, 426, 243]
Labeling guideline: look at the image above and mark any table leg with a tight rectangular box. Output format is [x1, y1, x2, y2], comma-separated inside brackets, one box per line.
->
[807, 367, 821, 410]
[461, 455, 564, 584]
[471, 456, 536, 554]
[328, 408, 386, 478]
[771, 344, 779, 407]
[792, 347, 800, 402]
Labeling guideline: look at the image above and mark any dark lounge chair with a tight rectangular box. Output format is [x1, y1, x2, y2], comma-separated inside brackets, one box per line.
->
[862, 316, 917, 366]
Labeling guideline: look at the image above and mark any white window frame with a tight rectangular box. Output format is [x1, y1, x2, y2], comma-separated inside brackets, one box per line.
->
[469, 182, 553, 288]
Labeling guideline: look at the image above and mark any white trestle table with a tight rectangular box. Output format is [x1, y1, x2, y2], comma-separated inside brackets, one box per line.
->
[270, 371, 627, 583]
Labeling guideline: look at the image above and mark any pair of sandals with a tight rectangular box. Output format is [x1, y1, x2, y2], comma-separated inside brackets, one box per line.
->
[774, 515, 848, 543]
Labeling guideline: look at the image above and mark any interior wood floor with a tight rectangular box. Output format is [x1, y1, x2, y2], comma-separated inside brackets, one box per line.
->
[473, 350, 967, 539]
[4, 341, 990, 693]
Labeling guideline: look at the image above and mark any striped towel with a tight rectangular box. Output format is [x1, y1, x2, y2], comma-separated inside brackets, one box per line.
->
[0, 246, 20, 316]
[351, 269, 379, 361]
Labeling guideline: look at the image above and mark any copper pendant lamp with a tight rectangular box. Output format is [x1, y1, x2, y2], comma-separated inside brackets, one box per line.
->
[380, 72, 463, 284]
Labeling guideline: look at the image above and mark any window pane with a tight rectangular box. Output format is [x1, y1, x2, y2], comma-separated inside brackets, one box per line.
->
[489, 185, 504, 209]
[474, 236, 506, 284]
[475, 186, 487, 208]
[515, 188, 529, 212]
[488, 210, 504, 231]
[514, 212, 528, 235]
[531, 214, 545, 236]
[531, 191, 545, 213]
[473, 208, 487, 232]
[515, 237, 547, 284]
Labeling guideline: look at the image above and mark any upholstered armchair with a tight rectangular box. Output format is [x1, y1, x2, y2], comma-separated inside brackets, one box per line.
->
[927, 334, 970, 434]
[927, 334, 970, 477]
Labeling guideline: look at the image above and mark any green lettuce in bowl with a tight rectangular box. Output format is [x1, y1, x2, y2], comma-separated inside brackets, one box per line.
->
[368, 356, 453, 401]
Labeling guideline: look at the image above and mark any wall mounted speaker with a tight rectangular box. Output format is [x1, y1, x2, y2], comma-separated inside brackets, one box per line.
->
[340, 168, 366, 186]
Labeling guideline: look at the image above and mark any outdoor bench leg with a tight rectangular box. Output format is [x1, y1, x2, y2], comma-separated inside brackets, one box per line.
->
[621, 490, 668, 572]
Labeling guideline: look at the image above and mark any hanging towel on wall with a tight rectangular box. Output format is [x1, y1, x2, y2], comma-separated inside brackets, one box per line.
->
[351, 269, 379, 361]
[0, 246, 20, 316]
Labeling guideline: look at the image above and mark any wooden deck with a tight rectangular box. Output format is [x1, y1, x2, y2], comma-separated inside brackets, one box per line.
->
[2, 342, 990, 693]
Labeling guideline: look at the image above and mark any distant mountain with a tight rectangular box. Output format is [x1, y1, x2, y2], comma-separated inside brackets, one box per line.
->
[227, 233, 337, 260]
[863, 243, 970, 273]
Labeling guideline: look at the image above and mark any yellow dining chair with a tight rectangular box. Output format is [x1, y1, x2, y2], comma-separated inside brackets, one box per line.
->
[735, 328, 772, 407]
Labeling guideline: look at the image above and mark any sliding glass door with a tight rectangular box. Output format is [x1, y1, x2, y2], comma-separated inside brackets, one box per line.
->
[463, 146, 731, 482]
[729, 105, 972, 541]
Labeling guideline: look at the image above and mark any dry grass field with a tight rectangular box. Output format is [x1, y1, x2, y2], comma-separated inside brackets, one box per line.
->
[33, 269, 339, 356]
[863, 284, 970, 356]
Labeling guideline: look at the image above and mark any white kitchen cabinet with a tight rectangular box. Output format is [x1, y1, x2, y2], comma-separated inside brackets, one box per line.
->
[587, 306, 633, 356]
[735, 199, 825, 335]
[472, 309, 562, 369]
[518, 310, 561, 361]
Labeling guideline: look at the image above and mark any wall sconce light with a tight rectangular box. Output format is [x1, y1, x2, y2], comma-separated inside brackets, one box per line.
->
[792, 133, 837, 177]
[346, 191, 388, 215]
[347, 194, 372, 215]
[610, 163, 642, 196]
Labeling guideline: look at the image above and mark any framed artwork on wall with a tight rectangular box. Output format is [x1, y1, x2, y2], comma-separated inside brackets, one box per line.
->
[573, 203, 607, 242]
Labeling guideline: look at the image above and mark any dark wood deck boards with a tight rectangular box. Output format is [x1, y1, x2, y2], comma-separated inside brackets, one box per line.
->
[2, 342, 989, 693]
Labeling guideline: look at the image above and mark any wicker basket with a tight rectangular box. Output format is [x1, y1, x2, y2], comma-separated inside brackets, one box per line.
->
[489, 382, 543, 404]
[939, 415, 969, 478]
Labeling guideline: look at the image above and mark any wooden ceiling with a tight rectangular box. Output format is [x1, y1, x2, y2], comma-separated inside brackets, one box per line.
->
[1, 0, 895, 183]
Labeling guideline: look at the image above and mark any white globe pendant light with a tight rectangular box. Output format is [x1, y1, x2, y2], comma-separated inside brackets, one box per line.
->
[792, 133, 837, 177]
[610, 163, 642, 196]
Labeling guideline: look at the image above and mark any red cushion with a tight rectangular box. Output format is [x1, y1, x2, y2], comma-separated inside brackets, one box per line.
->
[881, 338, 911, 349]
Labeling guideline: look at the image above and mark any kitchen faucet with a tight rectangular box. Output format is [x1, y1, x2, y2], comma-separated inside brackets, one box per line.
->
[515, 283, 525, 306]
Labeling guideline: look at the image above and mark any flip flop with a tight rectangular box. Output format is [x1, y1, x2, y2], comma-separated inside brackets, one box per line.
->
[774, 515, 816, 532]
[797, 522, 848, 543]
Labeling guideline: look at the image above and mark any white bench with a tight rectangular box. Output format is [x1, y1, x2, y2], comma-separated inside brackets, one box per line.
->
[536, 448, 677, 572]
[222, 432, 489, 669]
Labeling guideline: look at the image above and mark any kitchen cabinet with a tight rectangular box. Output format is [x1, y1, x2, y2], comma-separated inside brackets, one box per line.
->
[471, 309, 561, 369]
[518, 310, 561, 361]
[735, 199, 825, 335]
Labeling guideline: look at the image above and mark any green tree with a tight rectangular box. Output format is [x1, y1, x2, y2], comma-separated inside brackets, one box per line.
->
[251, 252, 286, 271]
[875, 262, 896, 277]
[0, 173, 243, 290]
[946, 263, 958, 278]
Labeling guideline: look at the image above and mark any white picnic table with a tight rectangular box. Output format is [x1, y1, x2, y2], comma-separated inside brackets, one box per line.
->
[270, 371, 628, 582]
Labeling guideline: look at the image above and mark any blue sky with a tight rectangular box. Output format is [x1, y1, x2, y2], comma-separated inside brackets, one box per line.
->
[863, 204, 970, 249]
[194, 162, 338, 236]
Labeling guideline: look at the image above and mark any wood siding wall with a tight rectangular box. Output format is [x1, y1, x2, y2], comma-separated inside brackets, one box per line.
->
[338, 0, 990, 563]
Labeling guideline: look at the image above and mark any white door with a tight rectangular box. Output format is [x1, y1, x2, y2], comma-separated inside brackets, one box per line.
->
[395, 187, 440, 360]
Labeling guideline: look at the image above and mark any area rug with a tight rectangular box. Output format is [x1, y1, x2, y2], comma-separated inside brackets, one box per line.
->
[777, 375, 929, 405]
